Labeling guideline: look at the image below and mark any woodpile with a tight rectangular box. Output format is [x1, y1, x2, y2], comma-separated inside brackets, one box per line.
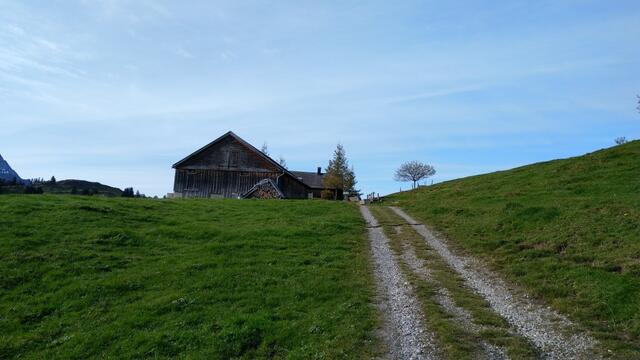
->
[242, 179, 284, 199]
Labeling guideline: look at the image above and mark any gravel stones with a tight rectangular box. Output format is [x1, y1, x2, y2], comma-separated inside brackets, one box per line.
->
[360, 206, 440, 360]
[389, 207, 598, 360]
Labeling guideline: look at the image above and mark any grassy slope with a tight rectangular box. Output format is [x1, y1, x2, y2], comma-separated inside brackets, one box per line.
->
[0, 180, 122, 196]
[41, 180, 123, 196]
[386, 141, 640, 356]
[0, 196, 377, 359]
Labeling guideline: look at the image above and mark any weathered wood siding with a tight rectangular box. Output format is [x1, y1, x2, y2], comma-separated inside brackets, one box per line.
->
[278, 174, 310, 199]
[173, 135, 310, 199]
[178, 136, 277, 172]
[174, 169, 281, 198]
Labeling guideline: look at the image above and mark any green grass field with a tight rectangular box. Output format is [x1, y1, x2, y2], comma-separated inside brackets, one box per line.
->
[0, 196, 378, 359]
[385, 141, 640, 357]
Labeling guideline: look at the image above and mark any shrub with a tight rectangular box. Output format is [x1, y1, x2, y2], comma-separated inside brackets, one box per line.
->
[321, 190, 334, 200]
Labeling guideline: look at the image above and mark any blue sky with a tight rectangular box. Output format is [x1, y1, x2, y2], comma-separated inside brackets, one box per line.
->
[1, 0, 639, 196]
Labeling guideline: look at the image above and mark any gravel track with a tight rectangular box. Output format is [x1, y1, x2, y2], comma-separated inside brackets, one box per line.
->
[360, 206, 439, 360]
[390, 207, 599, 360]
[395, 227, 509, 360]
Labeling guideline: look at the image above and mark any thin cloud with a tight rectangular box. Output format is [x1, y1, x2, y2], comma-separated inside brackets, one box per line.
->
[175, 47, 195, 59]
[386, 84, 487, 105]
[220, 50, 235, 61]
[1, 1, 638, 197]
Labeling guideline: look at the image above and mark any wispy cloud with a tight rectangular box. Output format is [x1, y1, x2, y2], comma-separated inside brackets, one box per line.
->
[175, 46, 195, 59]
[220, 50, 235, 61]
[1, 0, 638, 196]
[80, 0, 172, 21]
[385, 84, 487, 105]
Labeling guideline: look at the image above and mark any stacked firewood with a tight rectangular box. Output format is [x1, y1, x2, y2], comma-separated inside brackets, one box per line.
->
[247, 182, 282, 199]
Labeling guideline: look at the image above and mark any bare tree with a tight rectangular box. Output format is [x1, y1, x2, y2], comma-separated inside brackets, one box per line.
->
[278, 155, 287, 169]
[394, 161, 436, 189]
[260, 142, 269, 156]
[615, 137, 628, 145]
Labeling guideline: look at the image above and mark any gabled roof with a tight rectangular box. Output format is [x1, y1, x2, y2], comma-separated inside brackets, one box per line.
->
[291, 171, 326, 189]
[172, 131, 287, 170]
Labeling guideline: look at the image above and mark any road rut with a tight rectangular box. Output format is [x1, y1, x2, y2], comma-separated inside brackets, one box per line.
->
[389, 206, 599, 360]
[360, 206, 439, 360]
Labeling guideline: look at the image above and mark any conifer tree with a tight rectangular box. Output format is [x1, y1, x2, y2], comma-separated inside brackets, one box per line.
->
[323, 144, 358, 199]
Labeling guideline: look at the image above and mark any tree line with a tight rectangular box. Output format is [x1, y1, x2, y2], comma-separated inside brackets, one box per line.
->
[121, 187, 146, 198]
[0, 176, 145, 197]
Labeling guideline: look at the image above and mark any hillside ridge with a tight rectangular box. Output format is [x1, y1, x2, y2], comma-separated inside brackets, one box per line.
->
[386, 140, 640, 356]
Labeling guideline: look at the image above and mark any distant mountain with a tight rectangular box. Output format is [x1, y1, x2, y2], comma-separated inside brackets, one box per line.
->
[0, 153, 24, 184]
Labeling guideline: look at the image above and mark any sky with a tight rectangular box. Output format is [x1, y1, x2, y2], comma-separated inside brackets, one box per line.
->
[1, 0, 639, 196]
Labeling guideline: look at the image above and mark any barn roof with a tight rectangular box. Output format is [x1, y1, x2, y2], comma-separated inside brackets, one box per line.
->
[172, 131, 286, 170]
[291, 171, 325, 189]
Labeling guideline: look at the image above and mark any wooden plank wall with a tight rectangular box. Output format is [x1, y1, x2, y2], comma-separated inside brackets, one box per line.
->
[277, 174, 310, 199]
[173, 135, 313, 199]
[174, 169, 281, 198]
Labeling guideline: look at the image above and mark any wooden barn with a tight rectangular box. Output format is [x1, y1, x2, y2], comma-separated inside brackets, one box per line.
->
[171, 131, 341, 199]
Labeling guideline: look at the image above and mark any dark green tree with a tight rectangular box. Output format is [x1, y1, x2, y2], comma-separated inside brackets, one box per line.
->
[122, 187, 135, 198]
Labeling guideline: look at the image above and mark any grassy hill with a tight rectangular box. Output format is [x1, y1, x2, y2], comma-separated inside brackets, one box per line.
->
[0, 196, 377, 359]
[42, 179, 123, 196]
[385, 140, 640, 356]
[0, 179, 122, 196]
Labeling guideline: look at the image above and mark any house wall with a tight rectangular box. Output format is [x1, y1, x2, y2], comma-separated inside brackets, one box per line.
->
[277, 173, 310, 199]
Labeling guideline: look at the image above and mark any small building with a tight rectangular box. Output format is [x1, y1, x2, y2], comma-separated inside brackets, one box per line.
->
[291, 168, 335, 199]
[171, 131, 340, 199]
